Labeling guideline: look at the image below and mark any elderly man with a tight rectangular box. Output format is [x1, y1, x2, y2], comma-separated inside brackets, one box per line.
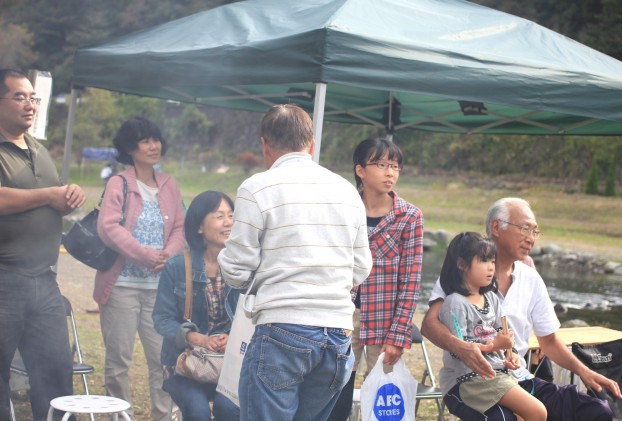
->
[218, 104, 372, 421]
[0, 68, 86, 420]
[421, 197, 620, 421]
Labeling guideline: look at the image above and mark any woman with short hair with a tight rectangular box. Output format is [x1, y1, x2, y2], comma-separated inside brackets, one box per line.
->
[94, 117, 185, 421]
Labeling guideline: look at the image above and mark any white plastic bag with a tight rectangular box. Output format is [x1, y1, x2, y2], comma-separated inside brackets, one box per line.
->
[361, 352, 418, 421]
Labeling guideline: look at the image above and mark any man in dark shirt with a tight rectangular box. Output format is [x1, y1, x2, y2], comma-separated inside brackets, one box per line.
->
[0, 68, 86, 420]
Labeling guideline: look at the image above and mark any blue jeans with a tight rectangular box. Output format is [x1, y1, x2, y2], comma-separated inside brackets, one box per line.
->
[163, 371, 240, 421]
[239, 323, 354, 421]
[0, 269, 73, 421]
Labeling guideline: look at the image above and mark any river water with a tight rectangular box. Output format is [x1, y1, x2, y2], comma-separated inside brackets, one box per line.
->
[419, 249, 622, 331]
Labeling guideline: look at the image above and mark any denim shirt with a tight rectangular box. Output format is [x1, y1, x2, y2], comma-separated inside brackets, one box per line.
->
[153, 248, 242, 366]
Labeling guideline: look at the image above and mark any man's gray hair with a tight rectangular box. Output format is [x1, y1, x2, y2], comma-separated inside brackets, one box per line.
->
[260, 104, 314, 152]
[485, 197, 532, 237]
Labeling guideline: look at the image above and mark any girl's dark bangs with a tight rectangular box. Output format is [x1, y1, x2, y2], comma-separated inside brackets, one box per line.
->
[366, 144, 389, 163]
[477, 240, 496, 260]
[367, 141, 402, 163]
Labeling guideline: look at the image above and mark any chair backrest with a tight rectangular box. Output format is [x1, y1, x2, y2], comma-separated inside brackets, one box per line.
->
[62, 295, 81, 362]
[410, 324, 446, 420]
[60, 295, 95, 420]
[61, 295, 73, 317]
[411, 324, 424, 343]
[411, 324, 439, 388]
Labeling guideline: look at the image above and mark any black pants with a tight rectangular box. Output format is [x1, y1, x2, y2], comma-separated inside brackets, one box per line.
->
[327, 371, 357, 421]
[527, 351, 554, 382]
[0, 269, 74, 421]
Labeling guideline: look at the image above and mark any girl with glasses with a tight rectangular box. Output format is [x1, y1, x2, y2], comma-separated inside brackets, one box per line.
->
[329, 137, 424, 420]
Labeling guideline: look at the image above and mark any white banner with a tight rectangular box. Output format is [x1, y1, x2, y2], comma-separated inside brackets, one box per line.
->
[27, 70, 53, 140]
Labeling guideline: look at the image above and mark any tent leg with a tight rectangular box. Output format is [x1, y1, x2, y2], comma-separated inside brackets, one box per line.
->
[312, 83, 327, 164]
[61, 88, 79, 184]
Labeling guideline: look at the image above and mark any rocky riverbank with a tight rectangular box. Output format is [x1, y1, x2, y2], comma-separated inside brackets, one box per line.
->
[531, 244, 622, 276]
[424, 229, 622, 276]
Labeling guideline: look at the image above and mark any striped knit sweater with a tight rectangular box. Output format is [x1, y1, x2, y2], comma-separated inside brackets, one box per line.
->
[218, 152, 372, 330]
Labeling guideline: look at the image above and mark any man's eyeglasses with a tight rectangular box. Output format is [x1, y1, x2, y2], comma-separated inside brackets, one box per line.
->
[0, 96, 42, 106]
[498, 219, 542, 239]
[367, 161, 403, 171]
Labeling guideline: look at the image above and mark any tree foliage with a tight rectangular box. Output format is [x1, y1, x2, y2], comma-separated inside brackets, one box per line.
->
[605, 160, 617, 197]
[54, 89, 221, 165]
[0, 19, 38, 68]
[235, 152, 262, 174]
[586, 160, 600, 195]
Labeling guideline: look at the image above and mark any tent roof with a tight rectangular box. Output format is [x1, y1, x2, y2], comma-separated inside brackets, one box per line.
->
[73, 0, 622, 135]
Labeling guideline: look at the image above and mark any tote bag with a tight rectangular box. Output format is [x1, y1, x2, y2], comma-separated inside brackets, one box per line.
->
[216, 291, 256, 406]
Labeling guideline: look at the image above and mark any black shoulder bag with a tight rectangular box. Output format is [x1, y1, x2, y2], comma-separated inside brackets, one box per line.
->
[63, 175, 127, 271]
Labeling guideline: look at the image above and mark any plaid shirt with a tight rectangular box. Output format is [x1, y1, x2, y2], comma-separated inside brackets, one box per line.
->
[352, 192, 423, 349]
[205, 271, 228, 333]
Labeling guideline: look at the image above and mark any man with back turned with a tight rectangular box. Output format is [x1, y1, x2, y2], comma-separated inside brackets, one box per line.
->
[218, 104, 373, 421]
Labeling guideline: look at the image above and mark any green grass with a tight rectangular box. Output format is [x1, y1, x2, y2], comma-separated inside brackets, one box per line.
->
[397, 171, 622, 261]
[70, 161, 622, 262]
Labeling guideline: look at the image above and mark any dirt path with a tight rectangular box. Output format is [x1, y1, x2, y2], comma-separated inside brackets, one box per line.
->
[57, 249, 98, 312]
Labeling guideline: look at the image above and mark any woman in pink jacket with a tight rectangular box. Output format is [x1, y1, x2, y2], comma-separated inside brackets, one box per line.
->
[95, 117, 185, 421]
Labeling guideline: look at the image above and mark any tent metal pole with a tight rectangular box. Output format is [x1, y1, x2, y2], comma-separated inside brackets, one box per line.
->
[312, 83, 327, 163]
[385, 92, 394, 142]
[61, 88, 79, 184]
[388, 92, 393, 133]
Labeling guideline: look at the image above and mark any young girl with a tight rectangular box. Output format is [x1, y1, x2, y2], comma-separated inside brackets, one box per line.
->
[329, 137, 423, 420]
[439, 232, 546, 421]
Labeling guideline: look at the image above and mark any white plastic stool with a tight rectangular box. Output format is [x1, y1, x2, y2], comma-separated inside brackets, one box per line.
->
[47, 395, 131, 421]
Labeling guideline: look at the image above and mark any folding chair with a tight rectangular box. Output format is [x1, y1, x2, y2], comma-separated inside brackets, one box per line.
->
[411, 324, 446, 421]
[10, 295, 95, 421]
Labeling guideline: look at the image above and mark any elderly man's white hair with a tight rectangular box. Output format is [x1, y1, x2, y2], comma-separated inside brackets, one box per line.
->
[485, 197, 532, 237]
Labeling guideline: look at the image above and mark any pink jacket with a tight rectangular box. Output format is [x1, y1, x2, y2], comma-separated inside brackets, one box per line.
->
[93, 167, 186, 304]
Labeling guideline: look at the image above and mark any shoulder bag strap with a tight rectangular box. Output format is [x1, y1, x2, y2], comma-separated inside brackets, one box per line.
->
[96, 174, 128, 226]
[117, 175, 127, 226]
[183, 250, 193, 322]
